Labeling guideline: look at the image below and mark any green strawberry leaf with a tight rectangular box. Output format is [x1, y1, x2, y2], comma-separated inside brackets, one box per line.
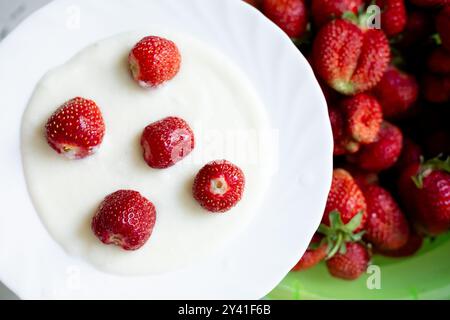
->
[339, 243, 347, 255]
[326, 233, 343, 260]
[318, 224, 331, 236]
[342, 11, 358, 24]
[343, 211, 364, 233]
[351, 231, 366, 242]
[329, 211, 344, 229]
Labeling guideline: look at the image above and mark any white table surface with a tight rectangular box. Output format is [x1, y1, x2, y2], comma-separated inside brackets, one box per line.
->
[0, 0, 52, 299]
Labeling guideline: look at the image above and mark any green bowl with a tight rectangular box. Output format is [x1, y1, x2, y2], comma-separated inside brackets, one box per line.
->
[267, 234, 450, 300]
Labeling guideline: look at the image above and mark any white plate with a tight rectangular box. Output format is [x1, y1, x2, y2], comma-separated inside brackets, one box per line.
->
[0, 0, 332, 299]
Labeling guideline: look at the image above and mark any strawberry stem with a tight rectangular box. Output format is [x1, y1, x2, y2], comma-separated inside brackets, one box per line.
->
[318, 211, 365, 260]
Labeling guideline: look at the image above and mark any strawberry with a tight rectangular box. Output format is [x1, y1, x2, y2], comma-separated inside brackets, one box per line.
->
[45, 97, 105, 160]
[311, 0, 363, 27]
[376, 0, 407, 36]
[262, 0, 308, 38]
[326, 242, 370, 280]
[329, 106, 360, 155]
[398, 11, 433, 47]
[362, 184, 409, 251]
[410, 0, 450, 6]
[312, 19, 390, 95]
[344, 165, 379, 188]
[129, 36, 181, 87]
[341, 93, 383, 144]
[292, 234, 328, 271]
[427, 48, 450, 74]
[437, 6, 450, 51]
[318, 169, 367, 263]
[378, 231, 423, 257]
[348, 122, 403, 172]
[399, 157, 450, 236]
[372, 66, 418, 119]
[322, 169, 367, 232]
[141, 116, 195, 169]
[91, 190, 156, 250]
[396, 138, 423, 169]
[193, 160, 245, 213]
[422, 74, 450, 103]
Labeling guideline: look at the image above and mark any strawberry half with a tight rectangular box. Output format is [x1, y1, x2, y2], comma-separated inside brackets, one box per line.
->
[262, 0, 308, 38]
[192, 160, 245, 213]
[91, 190, 156, 250]
[129, 36, 181, 87]
[141, 116, 195, 169]
[45, 97, 105, 159]
[312, 19, 390, 95]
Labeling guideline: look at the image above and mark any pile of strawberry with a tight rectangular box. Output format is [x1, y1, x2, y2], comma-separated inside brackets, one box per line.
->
[246, 0, 450, 280]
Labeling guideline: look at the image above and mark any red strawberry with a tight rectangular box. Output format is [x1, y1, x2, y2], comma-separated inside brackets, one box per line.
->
[399, 157, 450, 236]
[262, 0, 308, 38]
[376, 0, 407, 36]
[348, 122, 403, 172]
[141, 116, 194, 169]
[329, 106, 360, 155]
[326, 242, 369, 280]
[422, 74, 450, 103]
[341, 93, 383, 144]
[45, 97, 105, 160]
[379, 231, 423, 257]
[373, 66, 418, 118]
[323, 169, 367, 232]
[129, 36, 181, 87]
[398, 11, 433, 47]
[311, 0, 363, 27]
[437, 6, 450, 51]
[410, 0, 450, 6]
[317, 170, 368, 265]
[342, 163, 379, 188]
[362, 184, 409, 251]
[428, 48, 450, 74]
[91, 190, 156, 250]
[193, 160, 245, 213]
[312, 19, 390, 95]
[292, 234, 328, 271]
[396, 138, 423, 169]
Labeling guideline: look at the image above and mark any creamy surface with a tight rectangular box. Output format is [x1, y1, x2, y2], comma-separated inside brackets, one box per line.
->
[21, 31, 273, 275]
